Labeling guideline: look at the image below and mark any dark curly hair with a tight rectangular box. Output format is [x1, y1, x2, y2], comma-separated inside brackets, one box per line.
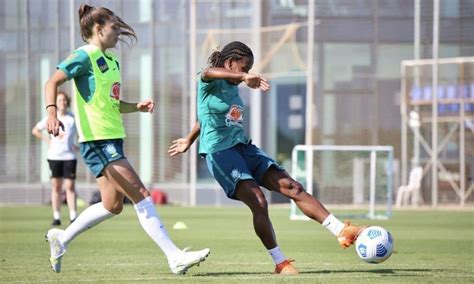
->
[207, 41, 254, 68]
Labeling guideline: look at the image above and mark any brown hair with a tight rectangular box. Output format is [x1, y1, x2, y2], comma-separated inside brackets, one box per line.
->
[57, 91, 70, 107]
[78, 4, 137, 45]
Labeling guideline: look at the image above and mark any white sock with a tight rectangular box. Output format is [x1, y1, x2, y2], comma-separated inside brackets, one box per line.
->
[60, 202, 115, 245]
[268, 246, 286, 265]
[322, 214, 345, 236]
[134, 197, 181, 260]
[69, 210, 77, 221]
[53, 211, 60, 220]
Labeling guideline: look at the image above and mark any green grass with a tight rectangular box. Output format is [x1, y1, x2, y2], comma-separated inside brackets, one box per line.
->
[0, 206, 473, 283]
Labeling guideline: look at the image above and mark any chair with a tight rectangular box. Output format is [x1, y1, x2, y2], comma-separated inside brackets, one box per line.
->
[396, 166, 423, 208]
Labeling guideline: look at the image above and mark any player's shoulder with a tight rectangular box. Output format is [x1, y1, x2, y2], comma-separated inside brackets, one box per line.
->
[62, 48, 90, 65]
[75, 45, 117, 60]
[198, 73, 223, 87]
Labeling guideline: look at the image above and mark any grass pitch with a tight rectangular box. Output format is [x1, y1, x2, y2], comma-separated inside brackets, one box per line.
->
[0, 205, 473, 283]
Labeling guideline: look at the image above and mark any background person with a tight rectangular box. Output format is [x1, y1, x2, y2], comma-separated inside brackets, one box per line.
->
[32, 91, 77, 226]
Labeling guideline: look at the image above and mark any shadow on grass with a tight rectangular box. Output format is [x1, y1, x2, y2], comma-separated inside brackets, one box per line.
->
[195, 271, 270, 277]
[195, 268, 438, 277]
[305, 268, 437, 274]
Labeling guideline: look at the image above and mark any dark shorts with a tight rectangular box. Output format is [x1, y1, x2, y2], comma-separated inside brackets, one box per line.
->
[205, 142, 284, 200]
[79, 139, 126, 178]
[47, 160, 77, 179]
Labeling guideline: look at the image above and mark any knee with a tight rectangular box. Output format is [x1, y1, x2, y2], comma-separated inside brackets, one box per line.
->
[104, 202, 123, 215]
[65, 186, 76, 193]
[64, 179, 75, 187]
[283, 181, 305, 200]
[52, 185, 62, 192]
[250, 193, 268, 213]
[109, 204, 123, 215]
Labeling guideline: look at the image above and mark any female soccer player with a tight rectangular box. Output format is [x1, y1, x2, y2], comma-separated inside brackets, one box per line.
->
[32, 92, 77, 226]
[44, 4, 209, 274]
[169, 41, 366, 275]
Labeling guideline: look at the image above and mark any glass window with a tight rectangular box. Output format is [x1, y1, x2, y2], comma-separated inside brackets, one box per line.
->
[323, 43, 371, 90]
[377, 44, 412, 79]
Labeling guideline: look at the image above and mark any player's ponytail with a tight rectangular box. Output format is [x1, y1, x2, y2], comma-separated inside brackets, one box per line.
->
[207, 41, 254, 68]
[78, 4, 137, 46]
[78, 4, 93, 20]
[208, 50, 223, 68]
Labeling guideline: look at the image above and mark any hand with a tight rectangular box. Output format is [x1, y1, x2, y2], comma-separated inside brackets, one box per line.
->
[243, 74, 270, 91]
[46, 116, 65, 137]
[137, 100, 155, 113]
[168, 138, 192, 157]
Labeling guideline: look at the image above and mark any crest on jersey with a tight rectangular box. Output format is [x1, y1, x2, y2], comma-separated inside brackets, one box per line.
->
[110, 82, 121, 100]
[225, 105, 243, 127]
[96, 56, 109, 73]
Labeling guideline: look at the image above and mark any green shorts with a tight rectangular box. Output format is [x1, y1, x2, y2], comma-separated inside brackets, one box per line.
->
[79, 139, 126, 178]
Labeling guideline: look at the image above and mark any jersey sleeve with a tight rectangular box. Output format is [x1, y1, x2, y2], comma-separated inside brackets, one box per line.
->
[57, 49, 90, 79]
[199, 73, 218, 93]
[35, 117, 48, 131]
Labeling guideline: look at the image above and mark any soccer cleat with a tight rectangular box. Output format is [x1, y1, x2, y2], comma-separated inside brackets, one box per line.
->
[46, 228, 66, 273]
[168, 248, 210, 275]
[275, 259, 299, 275]
[337, 220, 367, 249]
[51, 219, 61, 226]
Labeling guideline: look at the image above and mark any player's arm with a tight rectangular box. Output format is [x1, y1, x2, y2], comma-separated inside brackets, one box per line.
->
[201, 67, 245, 82]
[46, 50, 89, 136]
[31, 125, 50, 144]
[202, 67, 269, 91]
[120, 100, 155, 114]
[44, 70, 68, 136]
[168, 122, 200, 157]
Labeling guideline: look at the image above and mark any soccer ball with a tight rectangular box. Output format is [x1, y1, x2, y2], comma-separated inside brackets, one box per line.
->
[355, 226, 393, 263]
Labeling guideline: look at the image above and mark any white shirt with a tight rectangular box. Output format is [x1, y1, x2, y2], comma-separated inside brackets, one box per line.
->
[35, 112, 77, 160]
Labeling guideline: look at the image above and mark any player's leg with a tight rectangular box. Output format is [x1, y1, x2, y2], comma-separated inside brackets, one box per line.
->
[50, 177, 62, 226]
[63, 178, 77, 222]
[48, 160, 63, 226]
[261, 167, 366, 248]
[234, 180, 298, 275]
[242, 143, 331, 222]
[234, 180, 277, 249]
[262, 167, 330, 222]
[63, 160, 77, 222]
[62, 176, 121, 244]
[46, 176, 120, 273]
[206, 146, 297, 275]
[101, 158, 178, 254]
[102, 158, 209, 274]
[46, 141, 122, 273]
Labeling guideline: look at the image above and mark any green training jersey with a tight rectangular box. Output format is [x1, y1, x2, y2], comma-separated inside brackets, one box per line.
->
[58, 45, 125, 142]
[197, 77, 249, 154]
